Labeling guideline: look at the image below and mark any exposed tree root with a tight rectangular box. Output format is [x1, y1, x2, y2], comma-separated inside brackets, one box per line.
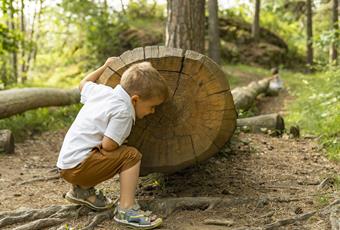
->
[0, 204, 115, 230]
[264, 210, 317, 230]
[139, 196, 253, 217]
[1, 198, 338, 229]
[264, 199, 340, 230]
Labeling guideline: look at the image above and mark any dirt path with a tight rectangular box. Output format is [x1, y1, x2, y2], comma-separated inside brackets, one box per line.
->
[0, 79, 339, 229]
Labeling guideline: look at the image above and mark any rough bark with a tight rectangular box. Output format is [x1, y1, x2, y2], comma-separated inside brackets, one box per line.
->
[231, 77, 271, 112]
[0, 129, 14, 154]
[0, 88, 80, 119]
[237, 113, 285, 135]
[165, 0, 205, 53]
[252, 0, 261, 41]
[208, 0, 221, 64]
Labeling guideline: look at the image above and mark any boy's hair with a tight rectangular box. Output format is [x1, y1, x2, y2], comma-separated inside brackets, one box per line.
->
[120, 62, 169, 101]
[271, 67, 279, 75]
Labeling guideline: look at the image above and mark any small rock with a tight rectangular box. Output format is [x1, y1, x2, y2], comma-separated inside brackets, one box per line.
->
[14, 193, 22, 197]
[294, 207, 303, 214]
[267, 145, 274, 150]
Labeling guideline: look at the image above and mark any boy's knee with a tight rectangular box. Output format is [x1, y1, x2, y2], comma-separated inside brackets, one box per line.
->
[125, 146, 142, 161]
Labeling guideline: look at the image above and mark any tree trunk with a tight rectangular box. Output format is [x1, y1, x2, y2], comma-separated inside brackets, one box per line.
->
[237, 113, 285, 135]
[0, 130, 14, 154]
[252, 0, 261, 41]
[0, 88, 80, 119]
[306, 0, 313, 68]
[9, 0, 18, 84]
[20, 0, 26, 83]
[330, 0, 338, 64]
[165, 0, 205, 53]
[231, 77, 272, 112]
[208, 0, 221, 64]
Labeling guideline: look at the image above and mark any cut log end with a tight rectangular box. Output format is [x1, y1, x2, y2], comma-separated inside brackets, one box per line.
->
[0, 129, 14, 154]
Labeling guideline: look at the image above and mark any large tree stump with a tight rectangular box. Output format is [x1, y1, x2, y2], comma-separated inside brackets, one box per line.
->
[0, 129, 14, 154]
[0, 88, 80, 119]
[97, 46, 237, 174]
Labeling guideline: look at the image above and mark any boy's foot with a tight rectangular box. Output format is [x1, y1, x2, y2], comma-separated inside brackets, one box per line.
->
[114, 204, 162, 229]
[65, 186, 114, 211]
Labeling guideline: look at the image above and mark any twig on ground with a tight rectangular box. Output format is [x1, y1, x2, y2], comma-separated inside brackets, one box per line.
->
[203, 218, 234, 226]
[18, 175, 60, 185]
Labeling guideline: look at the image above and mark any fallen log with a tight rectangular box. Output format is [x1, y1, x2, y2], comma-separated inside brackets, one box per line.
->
[97, 46, 237, 174]
[237, 113, 285, 135]
[0, 129, 14, 154]
[231, 78, 272, 111]
[0, 88, 80, 119]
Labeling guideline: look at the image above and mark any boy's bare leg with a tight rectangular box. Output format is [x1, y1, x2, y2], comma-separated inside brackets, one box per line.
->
[119, 160, 141, 209]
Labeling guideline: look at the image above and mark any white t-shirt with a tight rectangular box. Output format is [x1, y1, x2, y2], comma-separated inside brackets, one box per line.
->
[57, 82, 135, 169]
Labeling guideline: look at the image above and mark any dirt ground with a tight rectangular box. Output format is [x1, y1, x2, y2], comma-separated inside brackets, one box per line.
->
[0, 77, 339, 229]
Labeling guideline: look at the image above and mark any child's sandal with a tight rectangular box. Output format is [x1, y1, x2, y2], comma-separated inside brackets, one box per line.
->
[65, 186, 114, 211]
[114, 204, 162, 229]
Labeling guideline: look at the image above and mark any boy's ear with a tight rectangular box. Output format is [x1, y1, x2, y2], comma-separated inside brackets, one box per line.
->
[131, 95, 139, 105]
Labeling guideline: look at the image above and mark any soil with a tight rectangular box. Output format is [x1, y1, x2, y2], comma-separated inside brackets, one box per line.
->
[0, 72, 339, 230]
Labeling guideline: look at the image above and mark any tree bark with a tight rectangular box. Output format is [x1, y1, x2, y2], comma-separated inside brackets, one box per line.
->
[330, 0, 338, 64]
[165, 0, 205, 53]
[237, 113, 285, 135]
[208, 0, 221, 64]
[0, 129, 14, 154]
[252, 0, 261, 41]
[306, 0, 313, 68]
[0, 88, 80, 119]
[231, 77, 272, 112]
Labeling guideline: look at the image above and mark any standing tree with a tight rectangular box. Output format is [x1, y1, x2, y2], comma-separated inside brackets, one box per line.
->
[165, 0, 205, 53]
[9, 0, 18, 83]
[330, 0, 338, 64]
[252, 0, 261, 41]
[208, 0, 221, 64]
[306, 0, 313, 68]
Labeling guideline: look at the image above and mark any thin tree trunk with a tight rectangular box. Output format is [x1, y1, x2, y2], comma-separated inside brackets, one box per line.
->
[306, 0, 313, 68]
[27, 0, 42, 72]
[252, 0, 261, 41]
[330, 0, 338, 64]
[165, 0, 205, 53]
[9, 0, 18, 83]
[20, 0, 26, 83]
[208, 0, 221, 64]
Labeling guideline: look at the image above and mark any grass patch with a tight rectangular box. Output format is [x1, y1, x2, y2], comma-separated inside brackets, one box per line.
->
[282, 67, 340, 161]
[0, 104, 81, 142]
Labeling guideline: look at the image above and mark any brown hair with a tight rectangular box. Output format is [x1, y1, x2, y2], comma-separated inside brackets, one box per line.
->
[120, 62, 169, 101]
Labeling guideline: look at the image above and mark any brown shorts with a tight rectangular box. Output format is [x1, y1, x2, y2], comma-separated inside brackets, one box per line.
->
[60, 145, 142, 188]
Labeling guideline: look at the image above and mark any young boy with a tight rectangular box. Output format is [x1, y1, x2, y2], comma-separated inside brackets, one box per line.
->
[57, 58, 169, 229]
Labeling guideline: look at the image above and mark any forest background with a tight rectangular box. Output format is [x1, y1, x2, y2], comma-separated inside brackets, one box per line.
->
[0, 0, 339, 160]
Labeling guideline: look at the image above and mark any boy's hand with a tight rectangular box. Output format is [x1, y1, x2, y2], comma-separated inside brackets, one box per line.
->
[104, 57, 116, 67]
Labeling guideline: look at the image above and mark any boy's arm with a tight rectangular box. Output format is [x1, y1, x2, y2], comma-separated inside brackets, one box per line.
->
[102, 136, 119, 151]
[79, 57, 116, 92]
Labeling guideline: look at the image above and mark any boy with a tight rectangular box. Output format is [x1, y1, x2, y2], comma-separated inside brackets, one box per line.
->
[57, 58, 169, 229]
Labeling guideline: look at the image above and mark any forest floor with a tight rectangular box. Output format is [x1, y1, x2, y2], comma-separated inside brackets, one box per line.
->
[0, 72, 339, 230]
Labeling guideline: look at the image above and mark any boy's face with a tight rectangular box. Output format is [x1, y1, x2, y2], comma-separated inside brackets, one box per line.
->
[131, 96, 164, 119]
